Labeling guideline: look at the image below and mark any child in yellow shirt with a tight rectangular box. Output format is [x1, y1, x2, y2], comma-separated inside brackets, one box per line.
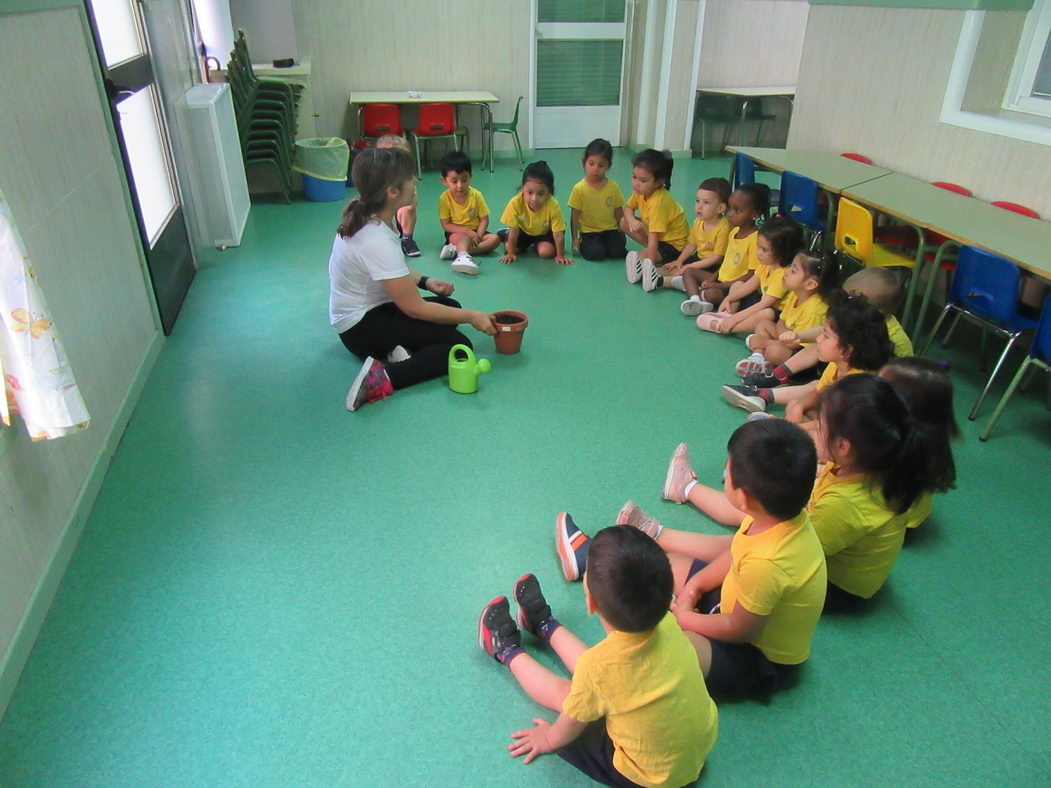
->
[735, 252, 839, 379]
[481, 527, 717, 786]
[498, 161, 572, 265]
[567, 138, 628, 261]
[622, 149, 691, 284]
[376, 134, 420, 257]
[696, 216, 804, 334]
[642, 177, 731, 295]
[681, 183, 769, 314]
[436, 151, 501, 276]
[560, 420, 826, 699]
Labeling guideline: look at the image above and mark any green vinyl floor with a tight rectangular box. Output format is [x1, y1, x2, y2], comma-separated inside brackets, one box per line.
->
[1, 150, 1049, 786]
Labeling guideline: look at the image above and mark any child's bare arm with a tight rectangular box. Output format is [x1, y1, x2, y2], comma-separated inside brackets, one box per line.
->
[553, 231, 573, 265]
[643, 231, 661, 264]
[791, 325, 822, 344]
[719, 294, 778, 334]
[500, 227, 520, 263]
[662, 242, 698, 274]
[570, 208, 581, 252]
[675, 601, 767, 644]
[687, 251, 723, 271]
[785, 388, 822, 423]
[475, 215, 490, 239]
[508, 712, 587, 764]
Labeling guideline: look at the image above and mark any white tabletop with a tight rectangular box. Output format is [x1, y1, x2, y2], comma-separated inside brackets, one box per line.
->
[698, 86, 796, 97]
[349, 91, 499, 105]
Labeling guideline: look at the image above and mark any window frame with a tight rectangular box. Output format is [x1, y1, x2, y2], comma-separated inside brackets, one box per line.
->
[1003, 0, 1051, 116]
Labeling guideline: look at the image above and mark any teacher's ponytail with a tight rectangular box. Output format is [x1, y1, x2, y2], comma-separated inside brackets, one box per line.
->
[337, 147, 416, 239]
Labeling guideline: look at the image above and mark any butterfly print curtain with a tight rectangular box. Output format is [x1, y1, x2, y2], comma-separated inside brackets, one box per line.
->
[0, 189, 90, 440]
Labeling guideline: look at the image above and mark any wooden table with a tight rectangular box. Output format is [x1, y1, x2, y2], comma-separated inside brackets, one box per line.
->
[700, 87, 795, 147]
[844, 173, 1051, 335]
[348, 91, 500, 171]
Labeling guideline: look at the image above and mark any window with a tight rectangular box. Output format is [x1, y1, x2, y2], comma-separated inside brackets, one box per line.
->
[1004, 0, 1051, 116]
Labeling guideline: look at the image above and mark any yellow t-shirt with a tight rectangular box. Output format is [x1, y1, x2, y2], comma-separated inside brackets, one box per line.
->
[567, 178, 624, 233]
[719, 511, 827, 665]
[625, 189, 690, 250]
[755, 264, 789, 304]
[562, 612, 718, 788]
[815, 362, 866, 392]
[779, 292, 828, 344]
[905, 490, 932, 529]
[808, 462, 909, 598]
[437, 186, 489, 230]
[500, 193, 565, 236]
[717, 227, 758, 282]
[688, 217, 730, 259]
[886, 315, 914, 357]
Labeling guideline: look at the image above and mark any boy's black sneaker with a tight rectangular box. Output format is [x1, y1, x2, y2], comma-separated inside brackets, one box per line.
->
[478, 596, 523, 664]
[514, 574, 559, 639]
[722, 384, 769, 413]
[401, 237, 421, 257]
[742, 371, 784, 388]
[497, 227, 509, 243]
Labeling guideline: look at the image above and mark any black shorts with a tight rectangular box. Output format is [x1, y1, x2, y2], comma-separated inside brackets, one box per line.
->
[656, 240, 684, 264]
[515, 229, 555, 251]
[738, 290, 762, 310]
[556, 720, 644, 787]
[687, 559, 799, 700]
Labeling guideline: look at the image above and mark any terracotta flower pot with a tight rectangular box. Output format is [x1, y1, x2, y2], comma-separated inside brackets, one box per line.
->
[492, 310, 529, 354]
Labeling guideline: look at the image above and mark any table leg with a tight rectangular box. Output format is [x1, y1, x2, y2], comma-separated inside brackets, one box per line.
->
[900, 225, 927, 332]
[485, 103, 494, 172]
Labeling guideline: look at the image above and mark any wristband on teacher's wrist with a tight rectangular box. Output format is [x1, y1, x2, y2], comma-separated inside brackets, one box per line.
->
[417, 275, 429, 290]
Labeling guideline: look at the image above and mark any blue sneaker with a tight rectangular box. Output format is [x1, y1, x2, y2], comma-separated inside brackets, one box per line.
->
[555, 512, 590, 582]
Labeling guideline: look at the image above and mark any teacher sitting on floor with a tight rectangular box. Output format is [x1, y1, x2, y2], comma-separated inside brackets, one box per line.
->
[331, 146, 497, 412]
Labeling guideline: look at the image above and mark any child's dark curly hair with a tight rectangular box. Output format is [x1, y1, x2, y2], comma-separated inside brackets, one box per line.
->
[632, 148, 674, 189]
[758, 216, 805, 267]
[735, 182, 771, 217]
[522, 160, 555, 194]
[825, 290, 894, 371]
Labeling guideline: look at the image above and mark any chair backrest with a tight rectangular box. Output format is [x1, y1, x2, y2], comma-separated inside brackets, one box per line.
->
[840, 152, 872, 164]
[734, 152, 755, 189]
[779, 171, 821, 228]
[697, 93, 735, 120]
[834, 197, 874, 263]
[362, 103, 403, 136]
[1031, 297, 1051, 364]
[416, 102, 455, 135]
[992, 201, 1040, 219]
[931, 181, 973, 197]
[508, 95, 524, 126]
[949, 246, 1022, 325]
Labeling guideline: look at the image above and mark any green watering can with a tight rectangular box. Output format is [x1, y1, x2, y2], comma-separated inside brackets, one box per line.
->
[448, 344, 491, 394]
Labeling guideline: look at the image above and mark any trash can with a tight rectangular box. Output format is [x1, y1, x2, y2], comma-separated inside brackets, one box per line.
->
[293, 137, 349, 201]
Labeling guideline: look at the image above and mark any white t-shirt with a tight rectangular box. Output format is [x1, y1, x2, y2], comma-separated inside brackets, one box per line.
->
[328, 218, 410, 333]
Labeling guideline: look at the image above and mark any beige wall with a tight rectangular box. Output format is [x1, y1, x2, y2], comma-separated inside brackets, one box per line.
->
[293, 0, 531, 153]
[789, 5, 1051, 218]
[0, 7, 161, 711]
[696, 0, 808, 89]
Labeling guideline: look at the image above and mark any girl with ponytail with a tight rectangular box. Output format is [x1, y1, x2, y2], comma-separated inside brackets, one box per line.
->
[809, 373, 933, 606]
[330, 147, 497, 412]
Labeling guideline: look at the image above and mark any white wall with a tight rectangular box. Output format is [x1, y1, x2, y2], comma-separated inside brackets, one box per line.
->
[231, 0, 299, 63]
[293, 0, 531, 152]
[789, 5, 1051, 218]
[696, 0, 808, 89]
[0, 6, 161, 713]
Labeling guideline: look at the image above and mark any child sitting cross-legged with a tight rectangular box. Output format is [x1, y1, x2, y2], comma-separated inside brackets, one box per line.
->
[479, 526, 718, 787]
[734, 252, 839, 379]
[436, 151, 501, 275]
[557, 419, 826, 701]
[695, 216, 805, 335]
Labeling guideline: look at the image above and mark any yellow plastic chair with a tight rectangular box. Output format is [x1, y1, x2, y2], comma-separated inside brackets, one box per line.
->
[834, 198, 916, 272]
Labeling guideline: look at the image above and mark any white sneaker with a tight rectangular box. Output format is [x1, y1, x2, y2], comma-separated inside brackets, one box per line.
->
[625, 251, 642, 284]
[735, 352, 772, 379]
[451, 254, 479, 275]
[439, 243, 457, 260]
[641, 259, 661, 292]
[386, 345, 411, 363]
[680, 296, 714, 316]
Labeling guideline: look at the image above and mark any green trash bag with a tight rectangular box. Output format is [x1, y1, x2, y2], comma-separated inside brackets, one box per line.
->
[293, 137, 349, 181]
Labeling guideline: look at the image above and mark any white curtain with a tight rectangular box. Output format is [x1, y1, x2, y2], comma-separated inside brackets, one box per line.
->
[0, 189, 90, 440]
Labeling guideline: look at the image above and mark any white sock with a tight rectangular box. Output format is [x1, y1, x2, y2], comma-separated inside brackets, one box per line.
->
[683, 479, 698, 499]
[671, 276, 686, 292]
[687, 294, 701, 303]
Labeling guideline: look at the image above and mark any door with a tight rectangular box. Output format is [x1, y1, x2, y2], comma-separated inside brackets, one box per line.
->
[532, 0, 628, 148]
[86, 0, 195, 335]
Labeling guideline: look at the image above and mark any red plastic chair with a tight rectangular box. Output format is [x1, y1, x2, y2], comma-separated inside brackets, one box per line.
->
[991, 201, 1040, 219]
[840, 152, 872, 164]
[407, 102, 465, 175]
[362, 103, 403, 137]
[875, 181, 972, 249]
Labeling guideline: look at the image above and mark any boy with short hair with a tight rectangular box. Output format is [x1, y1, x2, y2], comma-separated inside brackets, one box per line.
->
[480, 526, 718, 787]
[741, 266, 913, 389]
[436, 151, 501, 275]
[557, 420, 826, 700]
[375, 135, 420, 257]
[644, 177, 731, 294]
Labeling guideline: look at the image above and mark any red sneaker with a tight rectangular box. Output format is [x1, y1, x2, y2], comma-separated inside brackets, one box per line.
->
[345, 357, 394, 411]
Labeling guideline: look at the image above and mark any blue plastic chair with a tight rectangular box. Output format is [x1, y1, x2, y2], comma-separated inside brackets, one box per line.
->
[980, 297, 1051, 440]
[920, 246, 1039, 420]
[733, 152, 755, 190]
[779, 171, 824, 250]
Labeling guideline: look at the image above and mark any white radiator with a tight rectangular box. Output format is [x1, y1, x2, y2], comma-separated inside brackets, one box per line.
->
[184, 83, 249, 248]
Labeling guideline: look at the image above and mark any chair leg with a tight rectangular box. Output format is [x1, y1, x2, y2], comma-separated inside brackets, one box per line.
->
[980, 358, 1030, 441]
[755, 120, 763, 146]
[913, 247, 952, 342]
[511, 130, 523, 170]
[920, 304, 954, 356]
[413, 136, 423, 177]
[699, 120, 706, 160]
[970, 332, 1022, 420]
[942, 311, 964, 347]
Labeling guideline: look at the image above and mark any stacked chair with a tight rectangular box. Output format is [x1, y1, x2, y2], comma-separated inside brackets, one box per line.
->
[226, 29, 303, 202]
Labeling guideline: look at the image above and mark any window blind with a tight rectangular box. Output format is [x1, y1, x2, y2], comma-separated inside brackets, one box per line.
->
[536, 40, 623, 107]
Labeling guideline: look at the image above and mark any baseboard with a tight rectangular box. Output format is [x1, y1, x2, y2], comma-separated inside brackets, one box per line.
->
[0, 330, 164, 720]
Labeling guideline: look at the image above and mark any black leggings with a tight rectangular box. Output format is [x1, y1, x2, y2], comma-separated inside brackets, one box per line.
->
[579, 230, 628, 261]
[339, 297, 471, 389]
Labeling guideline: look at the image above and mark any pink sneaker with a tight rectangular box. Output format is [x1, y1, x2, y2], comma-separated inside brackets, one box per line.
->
[615, 500, 663, 540]
[345, 357, 394, 411]
[735, 352, 774, 379]
[696, 312, 729, 332]
[663, 442, 696, 504]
